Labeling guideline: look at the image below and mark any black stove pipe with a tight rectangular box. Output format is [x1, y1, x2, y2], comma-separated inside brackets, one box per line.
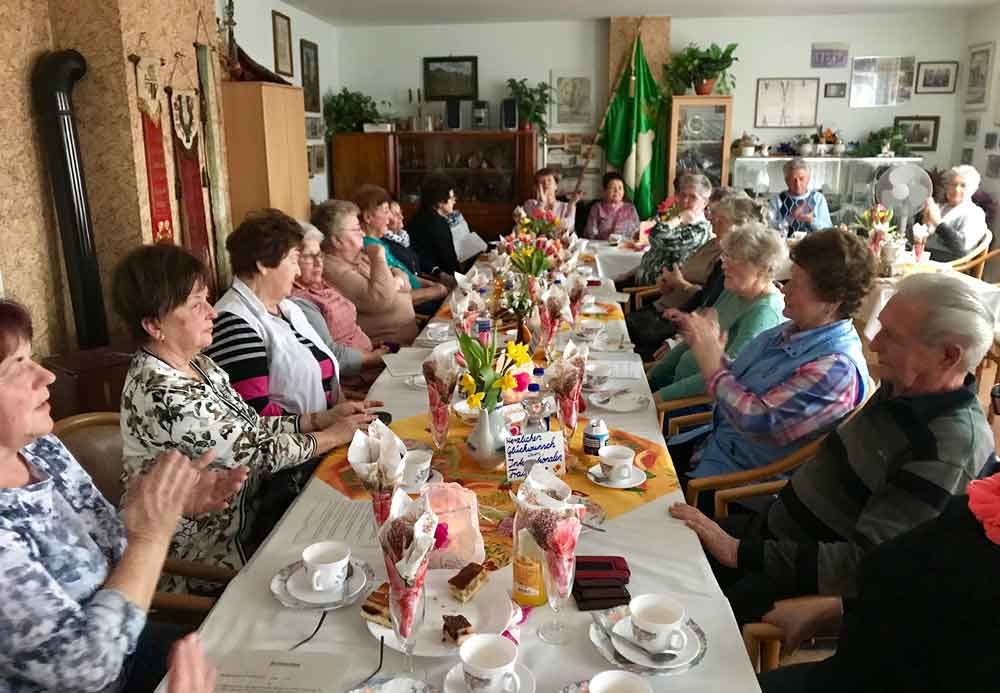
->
[32, 49, 109, 348]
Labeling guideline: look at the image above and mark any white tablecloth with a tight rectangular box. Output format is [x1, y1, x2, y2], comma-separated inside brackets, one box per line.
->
[179, 259, 760, 693]
[592, 240, 647, 281]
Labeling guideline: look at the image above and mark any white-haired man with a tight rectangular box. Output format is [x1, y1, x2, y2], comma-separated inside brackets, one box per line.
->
[670, 272, 995, 624]
[922, 164, 988, 261]
[769, 159, 832, 235]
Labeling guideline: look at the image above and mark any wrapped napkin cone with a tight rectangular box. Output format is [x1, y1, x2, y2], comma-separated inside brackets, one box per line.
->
[379, 489, 439, 638]
[423, 342, 461, 433]
[348, 419, 407, 525]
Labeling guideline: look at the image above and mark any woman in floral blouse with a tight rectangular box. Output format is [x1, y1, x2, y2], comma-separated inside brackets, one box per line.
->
[0, 299, 241, 692]
[113, 245, 377, 592]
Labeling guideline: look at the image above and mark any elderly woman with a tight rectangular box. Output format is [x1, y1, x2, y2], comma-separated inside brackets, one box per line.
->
[649, 222, 787, 404]
[114, 246, 375, 592]
[204, 210, 342, 416]
[769, 158, 832, 235]
[289, 223, 388, 378]
[521, 167, 581, 233]
[921, 164, 989, 261]
[386, 199, 412, 250]
[583, 171, 641, 240]
[628, 190, 764, 360]
[669, 228, 874, 482]
[354, 185, 449, 311]
[407, 173, 463, 282]
[0, 298, 245, 691]
[619, 173, 714, 288]
[315, 199, 420, 346]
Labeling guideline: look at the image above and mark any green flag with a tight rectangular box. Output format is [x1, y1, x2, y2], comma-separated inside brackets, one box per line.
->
[597, 37, 665, 220]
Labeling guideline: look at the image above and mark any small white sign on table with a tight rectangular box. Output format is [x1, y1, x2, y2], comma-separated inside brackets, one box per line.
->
[504, 431, 566, 480]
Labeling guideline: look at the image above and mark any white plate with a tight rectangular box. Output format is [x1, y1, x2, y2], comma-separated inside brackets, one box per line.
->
[586, 464, 647, 490]
[399, 469, 444, 494]
[348, 677, 440, 693]
[588, 606, 708, 677]
[592, 333, 635, 352]
[366, 569, 517, 658]
[404, 374, 427, 390]
[580, 304, 607, 316]
[610, 617, 700, 670]
[443, 662, 535, 693]
[270, 559, 374, 610]
[588, 392, 648, 413]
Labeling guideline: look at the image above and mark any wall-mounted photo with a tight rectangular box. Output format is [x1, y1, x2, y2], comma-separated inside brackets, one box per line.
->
[961, 148, 975, 165]
[271, 10, 293, 77]
[811, 43, 849, 69]
[300, 39, 320, 113]
[305, 116, 325, 140]
[965, 117, 981, 141]
[965, 42, 995, 111]
[850, 55, 915, 107]
[987, 154, 1000, 179]
[986, 132, 998, 150]
[915, 61, 959, 94]
[824, 82, 847, 98]
[307, 144, 326, 177]
[893, 115, 940, 152]
[754, 78, 819, 128]
[423, 56, 478, 101]
[550, 69, 593, 130]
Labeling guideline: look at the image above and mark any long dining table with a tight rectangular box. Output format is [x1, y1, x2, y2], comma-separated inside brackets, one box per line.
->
[172, 242, 761, 693]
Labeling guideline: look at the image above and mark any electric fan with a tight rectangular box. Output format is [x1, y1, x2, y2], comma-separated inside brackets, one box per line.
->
[874, 164, 934, 235]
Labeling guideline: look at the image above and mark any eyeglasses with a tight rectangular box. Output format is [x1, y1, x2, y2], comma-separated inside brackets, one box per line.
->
[300, 253, 323, 264]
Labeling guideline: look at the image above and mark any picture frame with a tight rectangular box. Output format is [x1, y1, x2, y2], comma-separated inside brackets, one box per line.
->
[824, 82, 847, 98]
[893, 115, 940, 152]
[754, 78, 819, 128]
[300, 39, 320, 113]
[987, 154, 1000, 179]
[305, 116, 324, 140]
[422, 56, 478, 101]
[987, 132, 999, 150]
[850, 55, 915, 107]
[271, 11, 293, 77]
[915, 61, 959, 94]
[965, 117, 980, 141]
[549, 69, 594, 131]
[307, 144, 326, 177]
[961, 148, 975, 166]
[964, 42, 995, 111]
[811, 43, 849, 69]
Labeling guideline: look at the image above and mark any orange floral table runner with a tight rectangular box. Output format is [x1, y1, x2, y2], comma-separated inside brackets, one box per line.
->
[316, 413, 678, 569]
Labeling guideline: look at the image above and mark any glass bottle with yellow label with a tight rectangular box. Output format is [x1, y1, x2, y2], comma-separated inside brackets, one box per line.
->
[511, 518, 548, 607]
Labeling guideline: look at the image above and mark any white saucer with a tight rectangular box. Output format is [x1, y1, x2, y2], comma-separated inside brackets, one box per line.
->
[610, 616, 699, 670]
[588, 392, 647, 412]
[285, 559, 368, 605]
[586, 464, 646, 489]
[404, 374, 427, 390]
[271, 558, 374, 610]
[399, 469, 444, 494]
[443, 662, 535, 693]
[348, 677, 440, 692]
[580, 304, 606, 316]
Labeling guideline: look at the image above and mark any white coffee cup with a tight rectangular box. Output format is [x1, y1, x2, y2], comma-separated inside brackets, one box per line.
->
[459, 634, 520, 693]
[584, 362, 611, 389]
[402, 449, 433, 488]
[576, 319, 603, 342]
[629, 593, 688, 653]
[598, 445, 635, 482]
[426, 322, 451, 341]
[588, 670, 653, 693]
[581, 293, 597, 308]
[302, 541, 350, 592]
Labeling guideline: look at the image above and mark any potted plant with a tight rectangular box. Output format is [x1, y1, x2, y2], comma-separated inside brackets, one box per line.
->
[692, 42, 739, 95]
[506, 78, 553, 137]
[323, 87, 381, 135]
[663, 49, 698, 96]
[852, 126, 911, 158]
[794, 134, 815, 156]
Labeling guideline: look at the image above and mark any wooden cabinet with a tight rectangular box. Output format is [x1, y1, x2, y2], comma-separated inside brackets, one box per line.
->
[221, 82, 310, 226]
[667, 96, 733, 195]
[329, 130, 537, 241]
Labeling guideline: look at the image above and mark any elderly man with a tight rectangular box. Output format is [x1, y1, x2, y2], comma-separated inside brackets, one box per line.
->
[670, 272, 995, 625]
[769, 159, 832, 235]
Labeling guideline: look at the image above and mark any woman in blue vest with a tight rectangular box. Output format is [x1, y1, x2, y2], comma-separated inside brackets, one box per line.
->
[768, 159, 832, 236]
[669, 228, 875, 484]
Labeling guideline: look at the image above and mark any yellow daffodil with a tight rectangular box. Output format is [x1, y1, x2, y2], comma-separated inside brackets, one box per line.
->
[520, 246, 535, 257]
[505, 341, 531, 366]
[460, 372, 476, 395]
[492, 372, 517, 391]
[466, 391, 485, 409]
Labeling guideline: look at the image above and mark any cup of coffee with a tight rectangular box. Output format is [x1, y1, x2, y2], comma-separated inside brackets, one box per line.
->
[576, 319, 604, 343]
[301, 540, 351, 592]
[459, 634, 520, 693]
[588, 671, 653, 693]
[598, 445, 635, 482]
[584, 362, 611, 389]
[608, 233, 621, 247]
[629, 593, 688, 653]
[581, 293, 597, 308]
[426, 322, 451, 341]
[402, 449, 433, 488]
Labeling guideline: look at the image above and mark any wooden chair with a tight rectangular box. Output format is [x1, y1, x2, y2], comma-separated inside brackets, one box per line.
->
[53, 413, 237, 617]
[632, 286, 662, 310]
[656, 394, 712, 431]
[948, 231, 994, 280]
[621, 284, 656, 315]
[973, 341, 1000, 424]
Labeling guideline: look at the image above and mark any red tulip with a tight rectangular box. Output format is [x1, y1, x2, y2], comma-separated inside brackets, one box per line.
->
[513, 371, 531, 392]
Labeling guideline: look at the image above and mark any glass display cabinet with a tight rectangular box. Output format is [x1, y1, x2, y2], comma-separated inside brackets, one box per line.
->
[667, 96, 734, 195]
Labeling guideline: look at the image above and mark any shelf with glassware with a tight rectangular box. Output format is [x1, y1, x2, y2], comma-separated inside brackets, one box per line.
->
[667, 95, 734, 196]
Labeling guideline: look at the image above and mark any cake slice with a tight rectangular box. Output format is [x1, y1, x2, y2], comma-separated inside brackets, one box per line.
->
[441, 614, 474, 645]
[447, 562, 489, 603]
[360, 582, 392, 628]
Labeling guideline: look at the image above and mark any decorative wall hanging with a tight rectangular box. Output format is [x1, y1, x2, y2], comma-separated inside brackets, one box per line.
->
[893, 115, 940, 152]
[824, 82, 847, 98]
[915, 61, 959, 94]
[849, 56, 915, 108]
[549, 69, 593, 131]
[423, 56, 478, 100]
[965, 117, 981, 142]
[754, 78, 819, 128]
[196, 42, 233, 289]
[961, 147, 975, 165]
[986, 132, 998, 150]
[987, 154, 1000, 179]
[964, 42, 994, 111]
[272, 11, 293, 77]
[300, 39, 320, 112]
[811, 43, 849, 69]
[305, 115, 324, 139]
[131, 55, 175, 244]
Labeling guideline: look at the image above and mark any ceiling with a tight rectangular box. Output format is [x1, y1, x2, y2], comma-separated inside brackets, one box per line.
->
[284, 0, 995, 25]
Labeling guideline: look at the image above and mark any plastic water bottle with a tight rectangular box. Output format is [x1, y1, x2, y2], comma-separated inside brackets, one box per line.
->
[521, 384, 549, 434]
[531, 367, 545, 387]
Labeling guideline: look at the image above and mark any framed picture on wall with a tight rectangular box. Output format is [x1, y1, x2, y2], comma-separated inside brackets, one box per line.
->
[549, 69, 594, 130]
[915, 61, 959, 94]
[423, 56, 478, 101]
[987, 154, 1000, 179]
[271, 11, 293, 77]
[850, 56, 915, 107]
[824, 82, 847, 98]
[893, 116, 940, 151]
[964, 42, 994, 111]
[300, 39, 320, 113]
[305, 116, 324, 140]
[961, 148, 975, 165]
[965, 117, 981, 141]
[987, 132, 998, 150]
[754, 78, 819, 128]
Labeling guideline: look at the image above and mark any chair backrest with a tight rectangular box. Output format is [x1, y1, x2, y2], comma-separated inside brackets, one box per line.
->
[978, 452, 999, 480]
[52, 412, 124, 505]
[949, 230, 994, 280]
